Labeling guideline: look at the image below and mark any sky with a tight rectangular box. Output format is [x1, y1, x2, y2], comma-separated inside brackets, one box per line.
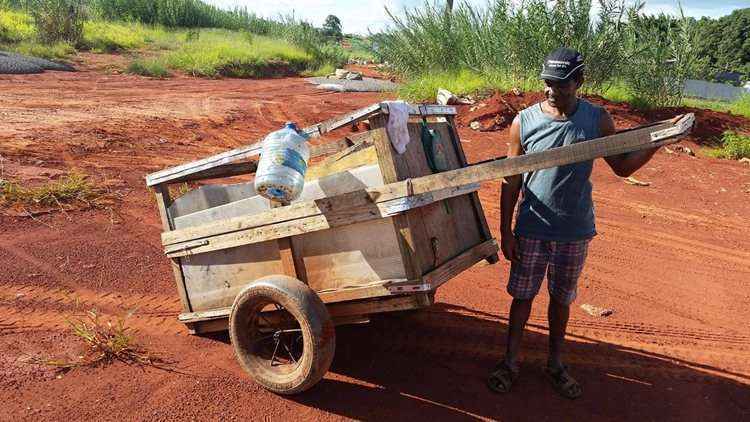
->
[205, 0, 750, 35]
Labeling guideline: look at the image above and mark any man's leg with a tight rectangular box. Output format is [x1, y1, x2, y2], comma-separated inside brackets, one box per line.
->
[488, 237, 548, 393]
[544, 239, 589, 399]
[547, 297, 570, 370]
[505, 298, 533, 369]
[504, 237, 548, 369]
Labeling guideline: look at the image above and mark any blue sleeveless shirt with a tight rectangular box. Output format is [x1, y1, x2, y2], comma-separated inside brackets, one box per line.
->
[514, 99, 602, 242]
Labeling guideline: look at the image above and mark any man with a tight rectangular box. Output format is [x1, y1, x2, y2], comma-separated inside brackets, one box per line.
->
[487, 47, 661, 399]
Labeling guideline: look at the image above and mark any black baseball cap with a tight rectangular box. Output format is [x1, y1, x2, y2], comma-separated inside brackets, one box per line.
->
[540, 47, 584, 81]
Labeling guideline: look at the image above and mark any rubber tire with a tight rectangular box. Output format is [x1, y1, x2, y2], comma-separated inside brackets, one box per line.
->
[229, 275, 335, 395]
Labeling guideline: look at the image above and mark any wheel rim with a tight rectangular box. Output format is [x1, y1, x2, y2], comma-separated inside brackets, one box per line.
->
[248, 300, 304, 375]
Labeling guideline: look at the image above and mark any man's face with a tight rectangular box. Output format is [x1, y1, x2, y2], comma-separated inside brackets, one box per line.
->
[543, 77, 579, 109]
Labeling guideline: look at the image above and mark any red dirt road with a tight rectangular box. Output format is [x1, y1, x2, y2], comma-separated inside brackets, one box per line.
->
[1, 59, 749, 421]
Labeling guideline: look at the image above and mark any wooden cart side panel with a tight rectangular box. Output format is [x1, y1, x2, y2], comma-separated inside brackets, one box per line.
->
[425, 121, 483, 253]
[370, 114, 430, 281]
[296, 216, 406, 292]
[445, 116, 499, 263]
[153, 185, 193, 313]
[180, 240, 286, 311]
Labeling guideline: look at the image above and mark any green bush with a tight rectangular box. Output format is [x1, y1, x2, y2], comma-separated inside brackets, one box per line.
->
[710, 131, 750, 160]
[127, 58, 170, 77]
[0, 9, 35, 42]
[29, 0, 86, 45]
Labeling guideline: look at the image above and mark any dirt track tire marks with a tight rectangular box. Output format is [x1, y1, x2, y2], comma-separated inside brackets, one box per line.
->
[0, 282, 183, 336]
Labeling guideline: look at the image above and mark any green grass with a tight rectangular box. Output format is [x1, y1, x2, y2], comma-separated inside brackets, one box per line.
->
[81, 20, 179, 53]
[0, 9, 34, 42]
[683, 94, 750, 119]
[704, 131, 750, 159]
[127, 58, 170, 78]
[398, 69, 541, 102]
[162, 30, 312, 78]
[2, 39, 74, 59]
[0, 171, 98, 207]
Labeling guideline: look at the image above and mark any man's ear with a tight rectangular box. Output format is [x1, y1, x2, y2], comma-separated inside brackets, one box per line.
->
[575, 74, 585, 89]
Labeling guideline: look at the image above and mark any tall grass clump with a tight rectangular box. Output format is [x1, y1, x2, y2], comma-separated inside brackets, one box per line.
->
[379, 0, 632, 90]
[620, 3, 704, 108]
[380, 0, 704, 109]
[28, 0, 86, 45]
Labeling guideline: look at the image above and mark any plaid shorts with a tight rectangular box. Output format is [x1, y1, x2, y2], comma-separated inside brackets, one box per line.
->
[507, 236, 590, 305]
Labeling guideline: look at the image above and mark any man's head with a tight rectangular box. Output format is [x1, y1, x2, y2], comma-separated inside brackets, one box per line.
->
[540, 47, 584, 110]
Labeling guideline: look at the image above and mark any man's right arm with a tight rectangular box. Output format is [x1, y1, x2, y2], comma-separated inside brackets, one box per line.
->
[500, 115, 524, 262]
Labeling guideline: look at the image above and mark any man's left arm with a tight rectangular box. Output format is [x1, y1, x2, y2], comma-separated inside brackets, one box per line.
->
[601, 109, 660, 178]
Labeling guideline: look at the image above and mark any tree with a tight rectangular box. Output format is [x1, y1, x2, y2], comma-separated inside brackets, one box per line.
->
[694, 8, 750, 81]
[322, 14, 342, 40]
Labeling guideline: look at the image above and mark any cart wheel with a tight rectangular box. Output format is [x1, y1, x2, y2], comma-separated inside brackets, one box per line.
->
[229, 275, 335, 395]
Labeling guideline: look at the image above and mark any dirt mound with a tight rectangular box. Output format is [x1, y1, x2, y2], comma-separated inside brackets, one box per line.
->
[456, 91, 545, 131]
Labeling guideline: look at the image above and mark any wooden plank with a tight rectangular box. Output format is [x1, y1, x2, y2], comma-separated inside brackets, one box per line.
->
[181, 295, 425, 323]
[180, 294, 428, 334]
[370, 114, 427, 281]
[145, 103, 458, 187]
[163, 183, 481, 255]
[161, 116, 692, 256]
[153, 185, 193, 313]
[145, 129, 359, 187]
[277, 237, 298, 278]
[422, 239, 499, 290]
[272, 200, 306, 283]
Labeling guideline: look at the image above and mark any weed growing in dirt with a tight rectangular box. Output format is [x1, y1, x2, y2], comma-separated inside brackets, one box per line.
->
[706, 131, 750, 160]
[127, 57, 170, 78]
[0, 171, 99, 207]
[36, 309, 160, 370]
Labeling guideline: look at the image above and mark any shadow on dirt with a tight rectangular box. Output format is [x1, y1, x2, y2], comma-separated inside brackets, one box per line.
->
[286, 302, 750, 421]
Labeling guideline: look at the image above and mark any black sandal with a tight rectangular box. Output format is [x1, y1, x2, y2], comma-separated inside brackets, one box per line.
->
[544, 364, 582, 399]
[487, 360, 519, 393]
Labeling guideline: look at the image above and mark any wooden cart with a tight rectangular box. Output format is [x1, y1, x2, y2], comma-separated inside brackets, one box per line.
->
[146, 103, 694, 394]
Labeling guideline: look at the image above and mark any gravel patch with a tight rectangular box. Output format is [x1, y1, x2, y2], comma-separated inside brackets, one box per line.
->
[307, 76, 399, 92]
[0, 51, 75, 74]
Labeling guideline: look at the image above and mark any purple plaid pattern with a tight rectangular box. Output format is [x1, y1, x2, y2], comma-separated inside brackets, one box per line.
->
[507, 236, 589, 305]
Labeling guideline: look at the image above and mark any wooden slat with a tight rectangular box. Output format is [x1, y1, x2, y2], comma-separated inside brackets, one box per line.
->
[146, 103, 458, 187]
[370, 114, 429, 280]
[423, 239, 499, 289]
[180, 294, 428, 334]
[153, 185, 193, 313]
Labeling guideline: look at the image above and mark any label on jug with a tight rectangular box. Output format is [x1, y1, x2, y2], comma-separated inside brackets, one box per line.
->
[269, 148, 307, 176]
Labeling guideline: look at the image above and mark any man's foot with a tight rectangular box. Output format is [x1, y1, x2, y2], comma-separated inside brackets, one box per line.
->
[487, 359, 519, 393]
[544, 364, 582, 399]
